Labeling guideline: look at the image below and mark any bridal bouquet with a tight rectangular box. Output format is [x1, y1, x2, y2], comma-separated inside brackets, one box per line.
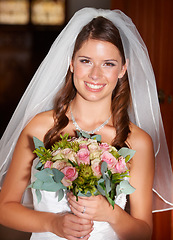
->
[29, 132, 135, 208]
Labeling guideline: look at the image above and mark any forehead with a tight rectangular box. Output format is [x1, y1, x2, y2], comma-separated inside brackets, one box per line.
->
[74, 39, 121, 59]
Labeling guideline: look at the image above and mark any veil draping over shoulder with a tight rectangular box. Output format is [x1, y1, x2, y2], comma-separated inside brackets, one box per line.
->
[0, 8, 172, 212]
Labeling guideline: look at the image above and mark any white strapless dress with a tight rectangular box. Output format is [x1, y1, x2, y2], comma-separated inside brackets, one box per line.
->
[30, 159, 127, 240]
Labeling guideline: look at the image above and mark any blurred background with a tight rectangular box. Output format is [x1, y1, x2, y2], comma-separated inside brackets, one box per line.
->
[0, 0, 172, 239]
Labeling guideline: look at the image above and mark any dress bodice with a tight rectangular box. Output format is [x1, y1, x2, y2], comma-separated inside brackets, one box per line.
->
[30, 159, 127, 240]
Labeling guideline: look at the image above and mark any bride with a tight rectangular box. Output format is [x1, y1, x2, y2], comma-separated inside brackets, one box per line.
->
[0, 8, 172, 240]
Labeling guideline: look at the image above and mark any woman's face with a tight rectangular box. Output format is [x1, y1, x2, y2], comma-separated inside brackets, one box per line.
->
[70, 39, 127, 103]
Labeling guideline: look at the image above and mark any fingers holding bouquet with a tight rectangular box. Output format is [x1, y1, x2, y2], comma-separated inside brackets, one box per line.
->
[68, 192, 111, 222]
[53, 212, 93, 240]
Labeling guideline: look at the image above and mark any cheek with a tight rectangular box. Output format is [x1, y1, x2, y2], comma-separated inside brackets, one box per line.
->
[107, 71, 119, 86]
[73, 64, 87, 80]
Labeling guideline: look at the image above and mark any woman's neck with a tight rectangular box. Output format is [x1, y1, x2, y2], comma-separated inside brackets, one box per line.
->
[69, 95, 112, 128]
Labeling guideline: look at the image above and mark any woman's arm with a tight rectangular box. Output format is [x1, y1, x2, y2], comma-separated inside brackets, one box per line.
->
[0, 112, 93, 240]
[68, 127, 155, 240]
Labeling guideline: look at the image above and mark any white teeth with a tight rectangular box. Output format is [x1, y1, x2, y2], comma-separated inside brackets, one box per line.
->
[86, 82, 104, 89]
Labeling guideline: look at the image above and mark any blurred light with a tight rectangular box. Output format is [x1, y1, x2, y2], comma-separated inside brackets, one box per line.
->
[31, 0, 65, 25]
[0, 0, 29, 25]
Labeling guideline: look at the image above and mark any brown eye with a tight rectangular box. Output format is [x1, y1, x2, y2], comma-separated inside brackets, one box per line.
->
[104, 62, 115, 67]
[80, 59, 91, 64]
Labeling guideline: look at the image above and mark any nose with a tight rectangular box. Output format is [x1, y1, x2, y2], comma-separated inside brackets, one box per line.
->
[88, 65, 101, 80]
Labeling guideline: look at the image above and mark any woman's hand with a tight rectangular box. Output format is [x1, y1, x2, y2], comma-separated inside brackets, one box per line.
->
[51, 212, 93, 240]
[68, 192, 112, 222]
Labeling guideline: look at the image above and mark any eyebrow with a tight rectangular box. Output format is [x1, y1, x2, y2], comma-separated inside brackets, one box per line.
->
[78, 56, 118, 62]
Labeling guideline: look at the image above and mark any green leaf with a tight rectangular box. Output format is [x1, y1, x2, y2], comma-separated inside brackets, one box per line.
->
[81, 131, 91, 139]
[118, 148, 136, 162]
[76, 130, 82, 138]
[106, 195, 115, 209]
[34, 168, 54, 183]
[77, 191, 92, 197]
[117, 180, 135, 195]
[33, 136, 44, 149]
[35, 189, 42, 203]
[116, 183, 121, 196]
[33, 147, 52, 163]
[32, 179, 43, 189]
[110, 149, 120, 159]
[27, 183, 33, 189]
[97, 184, 106, 196]
[105, 176, 111, 193]
[42, 182, 66, 191]
[58, 189, 64, 201]
[101, 161, 107, 175]
[52, 168, 64, 183]
[91, 135, 101, 142]
[98, 178, 104, 184]
[35, 161, 43, 170]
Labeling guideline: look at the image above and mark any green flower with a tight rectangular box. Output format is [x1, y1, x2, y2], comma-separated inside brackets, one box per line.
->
[75, 176, 85, 185]
[79, 164, 92, 179]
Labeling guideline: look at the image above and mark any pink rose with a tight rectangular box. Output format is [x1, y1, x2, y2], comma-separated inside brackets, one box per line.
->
[44, 161, 53, 169]
[112, 156, 126, 174]
[77, 148, 90, 165]
[100, 142, 110, 151]
[52, 160, 70, 171]
[91, 159, 102, 178]
[101, 151, 117, 169]
[61, 166, 78, 187]
[79, 144, 88, 149]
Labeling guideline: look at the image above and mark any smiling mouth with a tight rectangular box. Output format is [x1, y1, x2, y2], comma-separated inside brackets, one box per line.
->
[85, 82, 105, 90]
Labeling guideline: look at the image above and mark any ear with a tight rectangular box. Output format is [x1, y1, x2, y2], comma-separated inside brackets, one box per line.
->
[70, 61, 74, 73]
[118, 61, 127, 79]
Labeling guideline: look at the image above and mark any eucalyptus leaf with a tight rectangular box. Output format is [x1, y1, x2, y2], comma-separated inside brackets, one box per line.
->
[77, 191, 92, 197]
[42, 181, 66, 192]
[33, 179, 43, 189]
[35, 161, 43, 170]
[105, 176, 111, 193]
[97, 184, 106, 196]
[118, 180, 136, 195]
[76, 130, 82, 138]
[58, 189, 64, 202]
[52, 168, 64, 183]
[27, 183, 33, 189]
[35, 189, 42, 203]
[91, 135, 101, 142]
[118, 147, 136, 162]
[116, 183, 121, 196]
[101, 161, 107, 175]
[98, 178, 104, 184]
[34, 168, 54, 183]
[33, 136, 44, 149]
[81, 131, 91, 139]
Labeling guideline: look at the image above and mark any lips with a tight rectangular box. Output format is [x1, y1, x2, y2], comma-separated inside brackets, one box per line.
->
[85, 82, 105, 90]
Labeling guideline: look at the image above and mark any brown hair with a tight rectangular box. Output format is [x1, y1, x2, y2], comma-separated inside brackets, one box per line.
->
[44, 16, 131, 149]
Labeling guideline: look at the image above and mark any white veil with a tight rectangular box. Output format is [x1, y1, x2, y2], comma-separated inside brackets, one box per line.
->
[0, 8, 172, 212]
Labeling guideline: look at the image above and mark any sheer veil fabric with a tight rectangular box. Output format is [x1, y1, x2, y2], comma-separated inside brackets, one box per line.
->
[0, 8, 172, 212]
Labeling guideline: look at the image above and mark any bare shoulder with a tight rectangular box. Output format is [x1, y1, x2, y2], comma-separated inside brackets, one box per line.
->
[127, 122, 155, 171]
[128, 122, 154, 153]
[22, 110, 54, 141]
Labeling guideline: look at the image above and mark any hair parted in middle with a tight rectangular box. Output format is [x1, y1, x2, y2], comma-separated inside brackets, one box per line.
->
[44, 16, 131, 149]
